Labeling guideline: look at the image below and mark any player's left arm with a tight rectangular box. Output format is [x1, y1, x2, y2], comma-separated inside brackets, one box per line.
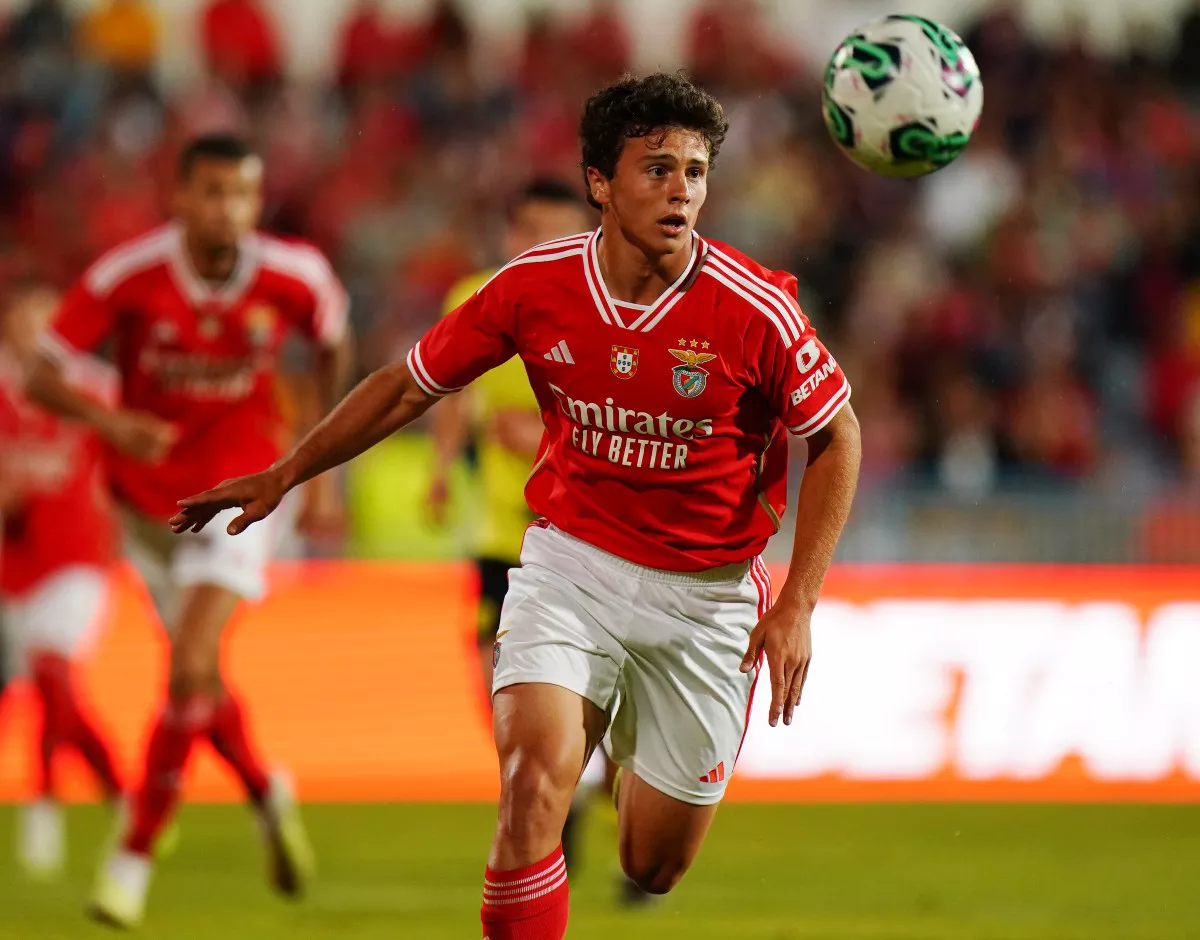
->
[740, 279, 861, 727]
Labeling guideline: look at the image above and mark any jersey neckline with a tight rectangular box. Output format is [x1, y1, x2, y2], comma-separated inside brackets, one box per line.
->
[581, 228, 708, 333]
[165, 222, 263, 310]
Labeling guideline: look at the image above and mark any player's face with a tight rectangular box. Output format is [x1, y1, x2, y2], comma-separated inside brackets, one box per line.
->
[589, 128, 709, 256]
[503, 199, 591, 258]
[175, 156, 264, 250]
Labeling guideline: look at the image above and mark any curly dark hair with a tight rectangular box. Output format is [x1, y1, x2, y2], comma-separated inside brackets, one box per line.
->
[579, 72, 729, 209]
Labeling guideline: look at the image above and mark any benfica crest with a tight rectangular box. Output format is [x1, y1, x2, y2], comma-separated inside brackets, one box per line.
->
[610, 345, 639, 379]
[243, 304, 278, 348]
[669, 347, 718, 398]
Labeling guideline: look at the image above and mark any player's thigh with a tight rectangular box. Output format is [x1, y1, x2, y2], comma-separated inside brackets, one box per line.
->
[2, 566, 110, 670]
[491, 681, 608, 868]
[493, 681, 608, 800]
[489, 543, 625, 849]
[170, 582, 242, 675]
[122, 506, 182, 628]
[169, 503, 279, 665]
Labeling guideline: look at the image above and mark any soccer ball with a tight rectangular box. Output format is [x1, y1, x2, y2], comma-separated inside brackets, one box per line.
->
[822, 14, 983, 177]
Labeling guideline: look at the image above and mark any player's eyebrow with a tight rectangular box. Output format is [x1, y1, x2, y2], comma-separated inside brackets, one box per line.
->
[639, 152, 708, 166]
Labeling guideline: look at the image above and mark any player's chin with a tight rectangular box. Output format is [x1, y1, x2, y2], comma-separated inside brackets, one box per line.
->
[649, 221, 692, 252]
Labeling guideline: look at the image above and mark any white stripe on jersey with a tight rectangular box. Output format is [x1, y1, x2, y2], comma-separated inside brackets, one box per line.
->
[635, 288, 687, 333]
[525, 231, 594, 251]
[580, 233, 615, 327]
[789, 378, 851, 437]
[583, 230, 622, 327]
[706, 246, 807, 341]
[477, 236, 590, 295]
[582, 229, 704, 332]
[406, 341, 463, 397]
[259, 236, 349, 346]
[633, 241, 709, 332]
[700, 265, 793, 346]
[84, 225, 175, 297]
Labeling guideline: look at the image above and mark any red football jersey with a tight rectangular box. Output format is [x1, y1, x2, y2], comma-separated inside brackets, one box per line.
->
[408, 230, 851, 571]
[40, 223, 349, 520]
[0, 354, 118, 597]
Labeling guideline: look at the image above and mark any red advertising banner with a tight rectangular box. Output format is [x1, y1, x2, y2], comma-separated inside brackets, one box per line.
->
[0, 563, 1196, 802]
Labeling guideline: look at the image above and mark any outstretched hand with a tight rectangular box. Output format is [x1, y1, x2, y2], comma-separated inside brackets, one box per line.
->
[169, 468, 287, 536]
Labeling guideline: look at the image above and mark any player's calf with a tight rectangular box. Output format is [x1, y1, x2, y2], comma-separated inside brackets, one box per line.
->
[483, 685, 603, 940]
[615, 769, 718, 896]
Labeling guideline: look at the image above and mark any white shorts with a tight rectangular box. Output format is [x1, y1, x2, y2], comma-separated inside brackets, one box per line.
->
[123, 495, 298, 628]
[2, 566, 110, 674]
[493, 523, 771, 806]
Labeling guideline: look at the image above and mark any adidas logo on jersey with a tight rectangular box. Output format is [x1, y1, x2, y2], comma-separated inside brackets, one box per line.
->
[543, 340, 575, 364]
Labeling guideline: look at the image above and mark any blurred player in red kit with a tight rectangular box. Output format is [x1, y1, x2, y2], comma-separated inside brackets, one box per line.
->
[0, 283, 124, 879]
[172, 75, 861, 940]
[28, 135, 353, 928]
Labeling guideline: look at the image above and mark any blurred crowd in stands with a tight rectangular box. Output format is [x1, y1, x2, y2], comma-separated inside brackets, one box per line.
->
[2, 0, 1199, 550]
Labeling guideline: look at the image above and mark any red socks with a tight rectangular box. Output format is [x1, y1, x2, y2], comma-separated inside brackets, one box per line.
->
[124, 687, 271, 855]
[30, 652, 123, 801]
[208, 691, 269, 804]
[481, 845, 569, 939]
[124, 695, 214, 855]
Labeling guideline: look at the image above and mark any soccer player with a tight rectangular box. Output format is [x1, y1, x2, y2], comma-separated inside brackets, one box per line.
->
[0, 283, 124, 878]
[171, 74, 861, 940]
[27, 134, 353, 928]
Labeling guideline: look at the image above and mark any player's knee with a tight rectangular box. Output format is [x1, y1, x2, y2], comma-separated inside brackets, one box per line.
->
[167, 657, 221, 700]
[620, 855, 688, 896]
[497, 751, 574, 842]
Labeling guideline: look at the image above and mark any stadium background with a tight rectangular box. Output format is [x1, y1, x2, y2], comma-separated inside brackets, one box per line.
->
[0, 0, 1198, 937]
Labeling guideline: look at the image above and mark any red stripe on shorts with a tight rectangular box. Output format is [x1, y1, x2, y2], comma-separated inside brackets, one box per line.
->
[736, 557, 772, 766]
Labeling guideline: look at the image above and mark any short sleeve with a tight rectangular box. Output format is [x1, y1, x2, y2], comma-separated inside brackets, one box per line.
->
[755, 273, 851, 437]
[407, 272, 516, 397]
[39, 278, 117, 362]
[288, 249, 350, 348]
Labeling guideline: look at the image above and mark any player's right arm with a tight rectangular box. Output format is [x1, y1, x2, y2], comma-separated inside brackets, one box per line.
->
[172, 273, 518, 536]
[27, 279, 177, 462]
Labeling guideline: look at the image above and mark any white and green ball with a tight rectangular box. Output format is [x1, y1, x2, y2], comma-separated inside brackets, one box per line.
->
[822, 14, 984, 177]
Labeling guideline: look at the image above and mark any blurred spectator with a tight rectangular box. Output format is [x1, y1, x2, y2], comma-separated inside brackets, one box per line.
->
[5, 0, 75, 112]
[564, 0, 631, 84]
[201, 0, 282, 94]
[81, 0, 158, 79]
[335, 0, 394, 92]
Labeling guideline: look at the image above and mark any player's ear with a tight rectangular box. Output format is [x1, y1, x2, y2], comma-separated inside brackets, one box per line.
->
[585, 166, 611, 208]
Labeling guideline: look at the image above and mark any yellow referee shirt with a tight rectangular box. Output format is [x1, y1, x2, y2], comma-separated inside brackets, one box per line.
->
[442, 270, 539, 564]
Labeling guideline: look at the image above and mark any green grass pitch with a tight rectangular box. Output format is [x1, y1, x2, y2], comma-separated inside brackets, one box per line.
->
[1, 802, 1197, 939]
